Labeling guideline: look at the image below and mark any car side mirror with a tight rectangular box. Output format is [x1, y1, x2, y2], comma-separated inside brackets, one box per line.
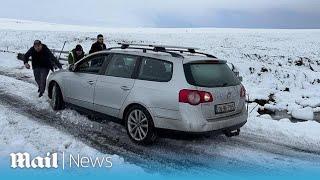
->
[69, 64, 76, 72]
[231, 69, 242, 82]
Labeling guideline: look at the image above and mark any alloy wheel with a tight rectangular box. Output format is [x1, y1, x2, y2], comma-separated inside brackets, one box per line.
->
[127, 109, 149, 141]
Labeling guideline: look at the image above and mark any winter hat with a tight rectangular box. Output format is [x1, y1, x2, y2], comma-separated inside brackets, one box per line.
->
[75, 44, 83, 51]
[33, 40, 42, 45]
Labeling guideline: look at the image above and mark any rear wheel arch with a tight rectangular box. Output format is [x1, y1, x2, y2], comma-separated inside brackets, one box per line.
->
[122, 103, 153, 122]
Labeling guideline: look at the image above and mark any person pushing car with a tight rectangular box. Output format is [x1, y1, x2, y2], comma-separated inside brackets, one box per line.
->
[68, 44, 85, 65]
[89, 34, 106, 54]
[24, 40, 62, 97]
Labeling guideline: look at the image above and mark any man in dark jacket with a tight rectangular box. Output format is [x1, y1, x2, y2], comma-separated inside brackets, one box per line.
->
[24, 40, 62, 97]
[68, 44, 85, 65]
[89, 34, 106, 54]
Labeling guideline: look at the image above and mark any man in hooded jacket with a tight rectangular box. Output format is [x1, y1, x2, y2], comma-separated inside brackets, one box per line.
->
[68, 44, 85, 65]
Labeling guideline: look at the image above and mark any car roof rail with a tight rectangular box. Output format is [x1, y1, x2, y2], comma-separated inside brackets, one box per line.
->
[119, 43, 199, 50]
[108, 43, 217, 59]
[164, 48, 217, 58]
[107, 43, 183, 58]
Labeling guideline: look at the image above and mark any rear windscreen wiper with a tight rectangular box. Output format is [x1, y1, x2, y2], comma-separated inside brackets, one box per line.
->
[219, 83, 229, 87]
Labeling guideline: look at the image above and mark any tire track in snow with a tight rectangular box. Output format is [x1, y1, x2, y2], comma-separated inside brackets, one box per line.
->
[0, 72, 263, 175]
[1, 87, 275, 176]
[0, 88, 211, 175]
[0, 71, 320, 175]
[0, 70, 35, 84]
[1, 70, 320, 155]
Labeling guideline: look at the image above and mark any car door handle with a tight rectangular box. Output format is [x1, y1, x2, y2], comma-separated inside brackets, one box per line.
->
[87, 80, 95, 85]
[121, 86, 131, 91]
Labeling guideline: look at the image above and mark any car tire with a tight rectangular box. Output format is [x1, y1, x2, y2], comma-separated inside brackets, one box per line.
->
[125, 105, 157, 145]
[51, 83, 65, 110]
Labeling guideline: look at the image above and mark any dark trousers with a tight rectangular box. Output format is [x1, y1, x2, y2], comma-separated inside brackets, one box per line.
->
[33, 68, 49, 94]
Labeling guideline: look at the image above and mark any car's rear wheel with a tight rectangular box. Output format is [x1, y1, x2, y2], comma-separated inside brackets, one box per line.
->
[51, 83, 65, 110]
[125, 106, 157, 144]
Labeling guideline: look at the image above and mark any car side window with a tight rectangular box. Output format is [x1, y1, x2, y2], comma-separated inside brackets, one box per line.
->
[138, 57, 173, 82]
[105, 54, 138, 78]
[76, 55, 107, 74]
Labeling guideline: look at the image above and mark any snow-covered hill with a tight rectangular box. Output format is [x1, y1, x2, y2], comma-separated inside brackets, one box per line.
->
[0, 18, 113, 32]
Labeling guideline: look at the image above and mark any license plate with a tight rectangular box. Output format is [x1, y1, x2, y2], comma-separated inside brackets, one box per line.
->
[215, 103, 236, 114]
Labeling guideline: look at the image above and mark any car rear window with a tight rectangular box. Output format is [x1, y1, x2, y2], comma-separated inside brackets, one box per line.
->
[184, 63, 240, 87]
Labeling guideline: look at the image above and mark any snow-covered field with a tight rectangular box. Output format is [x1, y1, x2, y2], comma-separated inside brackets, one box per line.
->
[0, 18, 320, 176]
[1, 18, 320, 121]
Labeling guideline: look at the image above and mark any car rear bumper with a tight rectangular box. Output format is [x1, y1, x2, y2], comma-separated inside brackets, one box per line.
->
[153, 106, 248, 132]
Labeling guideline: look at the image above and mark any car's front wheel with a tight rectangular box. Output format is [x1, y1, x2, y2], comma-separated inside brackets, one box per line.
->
[50, 83, 65, 110]
[125, 106, 157, 144]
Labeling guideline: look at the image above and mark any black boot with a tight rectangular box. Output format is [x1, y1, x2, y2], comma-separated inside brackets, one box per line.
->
[38, 92, 43, 98]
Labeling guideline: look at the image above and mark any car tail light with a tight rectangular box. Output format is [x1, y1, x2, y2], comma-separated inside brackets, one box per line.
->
[179, 89, 214, 105]
[240, 85, 246, 98]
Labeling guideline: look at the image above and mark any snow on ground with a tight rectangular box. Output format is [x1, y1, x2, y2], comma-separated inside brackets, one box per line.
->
[0, 99, 145, 172]
[0, 19, 320, 122]
[0, 19, 320, 174]
[0, 64, 319, 154]
[0, 75, 145, 175]
[0, 59, 319, 175]
[245, 104, 320, 151]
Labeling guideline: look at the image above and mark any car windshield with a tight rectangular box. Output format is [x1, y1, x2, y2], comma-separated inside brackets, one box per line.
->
[184, 63, 240, 87]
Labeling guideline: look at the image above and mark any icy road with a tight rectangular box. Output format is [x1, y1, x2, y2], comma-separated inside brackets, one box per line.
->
[0, 53, 319, 176]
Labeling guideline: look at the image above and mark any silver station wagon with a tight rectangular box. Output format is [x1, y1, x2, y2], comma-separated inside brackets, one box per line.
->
[47, 44, 248, 144]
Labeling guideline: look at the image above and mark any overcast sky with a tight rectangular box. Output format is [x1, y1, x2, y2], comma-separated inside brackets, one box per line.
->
[1, 0, 320, 28]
